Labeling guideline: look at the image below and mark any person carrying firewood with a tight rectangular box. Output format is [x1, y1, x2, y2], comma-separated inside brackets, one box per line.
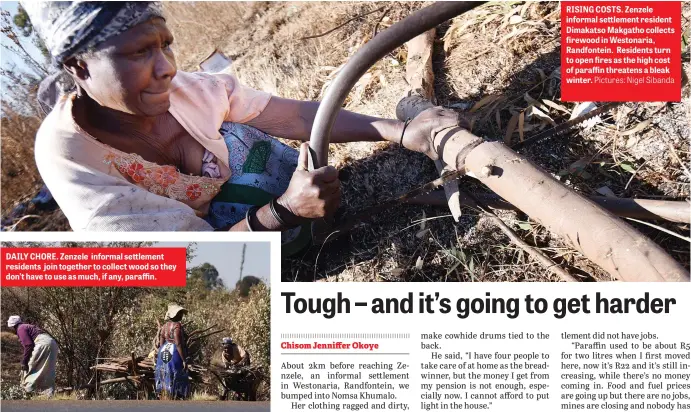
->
[221, 337, 250, 369]
[154, 304, 190, 399]
[6, 316, 59, 397]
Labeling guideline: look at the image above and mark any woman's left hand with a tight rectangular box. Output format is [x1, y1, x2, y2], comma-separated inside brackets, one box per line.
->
[399, 107, 469, 161]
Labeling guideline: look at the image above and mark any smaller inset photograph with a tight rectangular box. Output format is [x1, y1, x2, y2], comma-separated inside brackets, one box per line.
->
[0, 240, 270, 411]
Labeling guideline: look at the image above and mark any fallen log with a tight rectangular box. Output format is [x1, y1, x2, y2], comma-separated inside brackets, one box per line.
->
[409, 191, 691, 224]
[403, 28, 463, 222]
[396, 94, 688, 281]
[399, 31, 572, 279]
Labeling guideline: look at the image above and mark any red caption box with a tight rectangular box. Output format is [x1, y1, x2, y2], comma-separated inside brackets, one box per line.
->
[561, 1, 681, 102]
[1, 247, 187, 287]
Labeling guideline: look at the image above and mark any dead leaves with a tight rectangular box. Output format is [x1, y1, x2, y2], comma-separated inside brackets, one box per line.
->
[524, 92, 548, 112]
[619, 119, 652, 136]
[351, 72, 374, 104]
[498, 28, 538, 45]
[504, 113, 520, 144]
[508, 15, 523, 25]
[437, 2, 568, 144]
[470, 95, 503, 113]
[497, 88, 565, 144]
[542, 99, 570, 114]
[443, 19, 477, 52]
[318, 64, 345, 98]
[528, 106, 556, 126]
[443, 1, 550, 54]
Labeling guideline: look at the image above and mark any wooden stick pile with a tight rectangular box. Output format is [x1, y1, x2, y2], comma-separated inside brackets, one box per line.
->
[93, 355, 155, 378]
[92, 323, 226, 389]
[92, 355, 207, 383]
[185, 323, 225, 362]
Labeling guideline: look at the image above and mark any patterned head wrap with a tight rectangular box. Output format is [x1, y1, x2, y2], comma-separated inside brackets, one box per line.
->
[20, 1, 165, 113]
[21, 1, 164, 66]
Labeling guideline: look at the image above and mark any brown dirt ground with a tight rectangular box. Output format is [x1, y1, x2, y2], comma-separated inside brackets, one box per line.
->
[1, 331, 24, 387]
[1, 110, 71, 231]
[1, 2, 689, 281]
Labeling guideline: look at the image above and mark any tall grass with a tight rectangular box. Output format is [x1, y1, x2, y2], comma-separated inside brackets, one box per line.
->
[1, 105, 42, 212]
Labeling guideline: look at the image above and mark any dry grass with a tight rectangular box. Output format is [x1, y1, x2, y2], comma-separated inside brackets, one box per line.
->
[1, 108, 42, 212]
[49, 392, 79, 401]
[162, 2, 262, 71]
[191, 390, 219, 401]
[1, 330, 23, 387]
[1, 102, 71, 231]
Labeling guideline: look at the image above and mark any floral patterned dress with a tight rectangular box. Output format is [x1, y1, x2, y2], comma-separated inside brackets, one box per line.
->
[102, 122, 311, 256]
[103, 153, 224, 204]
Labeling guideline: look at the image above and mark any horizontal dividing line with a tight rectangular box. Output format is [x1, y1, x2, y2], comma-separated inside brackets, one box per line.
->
[281, 352, 410, 355]
[279, 333, 411, 339]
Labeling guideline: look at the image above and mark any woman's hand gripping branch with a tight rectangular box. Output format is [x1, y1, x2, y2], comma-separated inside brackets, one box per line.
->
[228, 143, 341, 231]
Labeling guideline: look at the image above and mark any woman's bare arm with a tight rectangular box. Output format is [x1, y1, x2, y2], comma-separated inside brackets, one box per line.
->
[174, 326, 185, 366]
[227, 203, 290, 232]
[246, 97, 403, 143]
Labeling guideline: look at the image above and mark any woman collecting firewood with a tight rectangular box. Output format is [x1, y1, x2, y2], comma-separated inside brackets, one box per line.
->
[221, 337, 251, 369]
[6, 316, 59, 397]
[22, 1, 462, 255]
[154, 304, 189, 399]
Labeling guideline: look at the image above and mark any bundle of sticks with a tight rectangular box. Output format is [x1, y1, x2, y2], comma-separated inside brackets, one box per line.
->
[94, 356, 155, 374]
[92, 323, 226, 389]
[92, 354, 208, 383]
[181, 322, 226, 363]
[92, 354, 158, 385]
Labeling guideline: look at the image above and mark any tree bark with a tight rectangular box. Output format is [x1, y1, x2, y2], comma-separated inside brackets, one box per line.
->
[401, 29, 463, 221]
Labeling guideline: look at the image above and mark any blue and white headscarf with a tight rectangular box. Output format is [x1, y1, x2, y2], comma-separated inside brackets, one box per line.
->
[22, 1, 164, 66]
[20, 1, 164, 113]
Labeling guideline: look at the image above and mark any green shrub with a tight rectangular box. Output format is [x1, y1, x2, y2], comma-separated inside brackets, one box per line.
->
[227, 284, 270, 369]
